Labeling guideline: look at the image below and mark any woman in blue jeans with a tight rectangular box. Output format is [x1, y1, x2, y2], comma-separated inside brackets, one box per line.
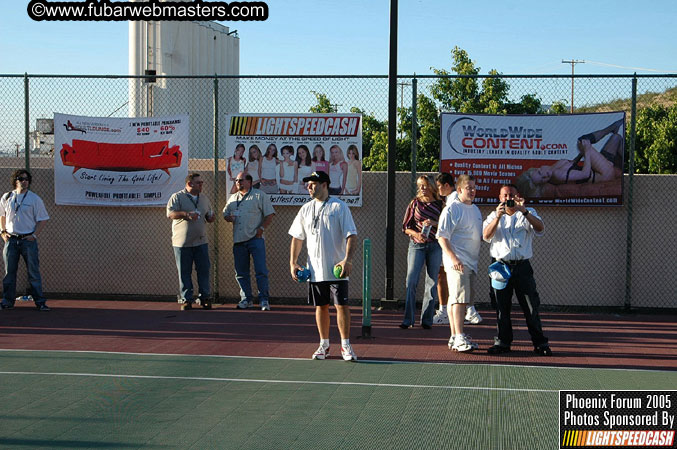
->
[400, 175, 444, 329]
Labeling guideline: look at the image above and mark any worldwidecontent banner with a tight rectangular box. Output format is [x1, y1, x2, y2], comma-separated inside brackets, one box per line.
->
[440, 112, 625, 206]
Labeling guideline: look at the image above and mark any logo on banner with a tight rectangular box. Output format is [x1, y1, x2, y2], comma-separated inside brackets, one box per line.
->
[560, 391, 677, 449]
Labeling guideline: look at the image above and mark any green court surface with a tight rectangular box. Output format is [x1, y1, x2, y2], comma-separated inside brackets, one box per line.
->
[1, 350, 675, 449]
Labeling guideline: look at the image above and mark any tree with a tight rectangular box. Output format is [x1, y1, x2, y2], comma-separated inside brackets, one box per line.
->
[309, 92, 335, 113]
[634, 104, 677, 174]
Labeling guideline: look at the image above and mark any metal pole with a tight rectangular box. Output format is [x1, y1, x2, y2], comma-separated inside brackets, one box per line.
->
[383, 0, 398, 304]
[360, 239, 372, 338]
[212, 76, 220, 306]
[624, 75, 638, 310]
[24, 73, 30, 170]
[410, 76, 418, 198]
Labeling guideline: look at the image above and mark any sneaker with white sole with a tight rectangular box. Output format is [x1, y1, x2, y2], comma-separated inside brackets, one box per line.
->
[452, 334, 474, 352]
[464, 305, 482, 324]
[312, 344, 330, 360]
[433, 310, 449, 325]
[260, 300, 270, 311]
[341, 344, 358, 361]
[236, 299, 253, 309]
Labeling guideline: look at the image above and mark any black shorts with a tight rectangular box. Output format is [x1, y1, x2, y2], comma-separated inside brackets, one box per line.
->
[308, 281, 349, 306]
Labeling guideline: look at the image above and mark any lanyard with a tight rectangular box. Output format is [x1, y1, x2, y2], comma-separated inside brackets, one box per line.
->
[236, 190, 250, 208]
[312, 197, 330, 233]
[186, 192, 199, 210]
[13, 191, 27, 213]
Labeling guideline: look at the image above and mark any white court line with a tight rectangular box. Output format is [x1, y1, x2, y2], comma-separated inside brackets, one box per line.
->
[0, 370, 557, 393]
[1, 348, 674, 374]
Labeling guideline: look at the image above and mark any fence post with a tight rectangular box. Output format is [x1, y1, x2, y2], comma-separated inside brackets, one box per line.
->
[624, 74, 638, 310]
[212, 76, 220, 305]
[410, 76, 418, 197]
[360, 239, 373, 338]
[24, 73, 30, 171]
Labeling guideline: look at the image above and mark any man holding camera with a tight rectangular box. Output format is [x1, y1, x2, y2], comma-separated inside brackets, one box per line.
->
[482, 184, 552, 356]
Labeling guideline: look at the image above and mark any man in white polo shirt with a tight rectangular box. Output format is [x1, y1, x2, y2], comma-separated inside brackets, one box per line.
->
[0, 169, 50, 311]
[289, 170, 358, 361]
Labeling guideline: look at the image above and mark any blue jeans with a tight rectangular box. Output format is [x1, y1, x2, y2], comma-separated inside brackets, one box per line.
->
[173, 244, 210, 303]
[233, 237, 269, 303]
[402, 240, 441, 327]
[2, 237, 46, 306]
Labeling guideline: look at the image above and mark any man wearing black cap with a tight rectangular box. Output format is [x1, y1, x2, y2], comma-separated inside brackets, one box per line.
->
[288, 171, 358, 361]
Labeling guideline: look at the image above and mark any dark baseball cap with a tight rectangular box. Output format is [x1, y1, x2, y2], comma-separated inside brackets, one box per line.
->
[302, 170, 330, 184]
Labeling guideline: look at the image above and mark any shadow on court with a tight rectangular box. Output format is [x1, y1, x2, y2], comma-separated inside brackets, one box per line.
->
[1, 300, 675, 371]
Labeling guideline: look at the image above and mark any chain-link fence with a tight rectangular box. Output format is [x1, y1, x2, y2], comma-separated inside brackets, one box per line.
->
[0, 74, 675, 309]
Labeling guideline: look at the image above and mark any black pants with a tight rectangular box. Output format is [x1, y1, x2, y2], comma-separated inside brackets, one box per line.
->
[492, 260, 548, 349]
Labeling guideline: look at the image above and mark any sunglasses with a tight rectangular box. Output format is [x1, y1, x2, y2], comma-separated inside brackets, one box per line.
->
[17, 176, 29, 182]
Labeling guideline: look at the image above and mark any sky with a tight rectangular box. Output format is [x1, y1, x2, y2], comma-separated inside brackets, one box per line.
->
[2, 0, 676, 76]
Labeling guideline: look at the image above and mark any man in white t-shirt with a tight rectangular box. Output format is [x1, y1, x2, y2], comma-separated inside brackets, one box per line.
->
[289, 170, 358, 361]
[436, 174, 483, 352]
[433, 172, 482, 326]
[0, 169, 50, 311]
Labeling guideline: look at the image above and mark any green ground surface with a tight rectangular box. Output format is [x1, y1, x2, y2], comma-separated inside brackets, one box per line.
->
[1, 350, 675, 449]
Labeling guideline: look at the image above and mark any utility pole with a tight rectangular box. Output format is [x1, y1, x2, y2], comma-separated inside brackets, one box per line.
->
[562, 59, 585, 113]
[397, 81, 411, 137]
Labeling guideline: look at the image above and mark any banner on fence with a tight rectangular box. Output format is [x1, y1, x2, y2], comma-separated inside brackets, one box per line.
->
[225, 113, 363, 206]
[54, 113, 189, 206]
[440, 112, 625, 206]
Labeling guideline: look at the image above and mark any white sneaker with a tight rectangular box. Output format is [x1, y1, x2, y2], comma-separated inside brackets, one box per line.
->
[433, 310, 449, 325]
[448, 335, 456, 350]
[260, 300, 270, 311]
[341, 344, 358, 361]
[464, 305, 482, 324]
[236, 299, 253, 309]
[312, 344, 330, 360]
[453, 334, 474, 352]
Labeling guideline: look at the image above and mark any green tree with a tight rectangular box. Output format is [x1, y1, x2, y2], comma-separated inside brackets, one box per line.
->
[350, 107, 386, 159]
[634, 104, 677, 174]
[309, 92, 335, 113]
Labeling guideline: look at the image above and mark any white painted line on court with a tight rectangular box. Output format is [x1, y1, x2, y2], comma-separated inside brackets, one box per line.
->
[1, 348, 673, 373]
[0, 370, 558, 393]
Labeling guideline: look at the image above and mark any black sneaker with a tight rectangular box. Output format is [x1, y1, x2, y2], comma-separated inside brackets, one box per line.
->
[487, 345, 511, 355]
[180, 302, 193, 311]
[534, 345, 552, 356]
[36, 304, 50, 311]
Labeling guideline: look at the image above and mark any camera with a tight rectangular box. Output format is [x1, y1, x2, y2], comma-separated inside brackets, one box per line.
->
[506, 199, 515, 208]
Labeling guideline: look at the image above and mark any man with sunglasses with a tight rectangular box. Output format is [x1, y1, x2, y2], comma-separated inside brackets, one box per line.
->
[167, 173, 216, 310]
[223, 172, 275, 311]
[1, 169, 50, 311]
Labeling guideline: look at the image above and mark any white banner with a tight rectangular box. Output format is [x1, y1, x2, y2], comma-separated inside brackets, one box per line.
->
[54, 113, 189, 206]
[225, 113, 363, 206]
[441, 112, 625, 206]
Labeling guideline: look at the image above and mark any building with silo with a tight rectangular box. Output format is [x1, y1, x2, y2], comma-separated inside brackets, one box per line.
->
[128, 20, 239, 159]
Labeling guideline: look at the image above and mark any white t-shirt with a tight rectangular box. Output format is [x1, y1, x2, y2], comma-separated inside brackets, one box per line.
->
[288, 196, 357, 282]
[0, 190, 49, 234]
[483, 208, 544, 261]
[437, 201, 482, 273]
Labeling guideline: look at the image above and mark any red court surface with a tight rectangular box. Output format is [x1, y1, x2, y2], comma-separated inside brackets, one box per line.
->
[1, 300, 675, 371]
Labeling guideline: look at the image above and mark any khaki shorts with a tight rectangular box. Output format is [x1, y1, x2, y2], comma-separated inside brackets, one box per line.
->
[445, 269, 475, 305]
